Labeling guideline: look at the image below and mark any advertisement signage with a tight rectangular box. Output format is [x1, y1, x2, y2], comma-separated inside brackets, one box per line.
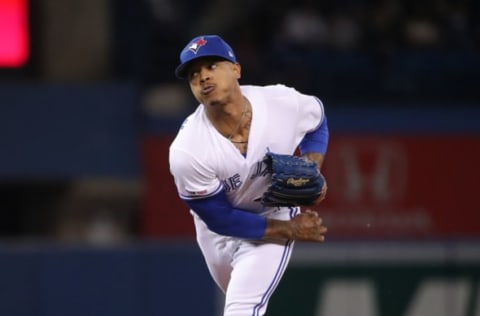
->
[268, 242, 480, 316]
[312, 136, 480, 239]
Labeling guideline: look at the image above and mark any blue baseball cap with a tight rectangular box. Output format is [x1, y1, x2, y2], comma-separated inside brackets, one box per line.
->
[175, 35, 237, 79]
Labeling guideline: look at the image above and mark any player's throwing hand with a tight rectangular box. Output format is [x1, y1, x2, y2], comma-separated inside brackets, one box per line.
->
[263, 210, 327, 242]
[291, 210, 327, 242]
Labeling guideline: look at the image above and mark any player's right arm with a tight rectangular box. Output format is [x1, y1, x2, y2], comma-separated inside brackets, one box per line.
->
[185, 190, 327, 242]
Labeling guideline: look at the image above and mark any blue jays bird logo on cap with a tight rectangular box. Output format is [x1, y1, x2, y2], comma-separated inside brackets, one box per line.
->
[175, 35, 237, 79]
[187, 37, 207, 54]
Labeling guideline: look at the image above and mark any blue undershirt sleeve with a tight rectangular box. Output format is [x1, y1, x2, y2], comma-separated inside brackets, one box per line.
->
[299, 116, 329, 156]
[183, 190, 267, 239]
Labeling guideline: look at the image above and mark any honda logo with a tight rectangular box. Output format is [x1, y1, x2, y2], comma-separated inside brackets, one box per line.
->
[327, 140, 408, 206]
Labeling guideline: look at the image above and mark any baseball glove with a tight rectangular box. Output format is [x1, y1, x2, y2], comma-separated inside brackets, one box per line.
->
[260, 152, 324, 207]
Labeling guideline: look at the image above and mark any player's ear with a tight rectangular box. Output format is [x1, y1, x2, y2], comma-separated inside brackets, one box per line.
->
[233, 62, 241, 79]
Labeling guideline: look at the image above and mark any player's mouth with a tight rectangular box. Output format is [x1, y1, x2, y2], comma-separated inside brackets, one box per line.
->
[201, 85, 215, 95]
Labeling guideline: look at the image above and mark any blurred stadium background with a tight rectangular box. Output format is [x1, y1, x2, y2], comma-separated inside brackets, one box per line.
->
[0, 0, 479, 315]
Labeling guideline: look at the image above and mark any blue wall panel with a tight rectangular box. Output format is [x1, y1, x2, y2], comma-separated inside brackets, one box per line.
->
[0, 83, 140, 178]
[0, 243, 216, 316]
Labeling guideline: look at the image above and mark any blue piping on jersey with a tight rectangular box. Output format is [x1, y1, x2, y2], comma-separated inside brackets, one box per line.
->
[252, 207, 298, 316]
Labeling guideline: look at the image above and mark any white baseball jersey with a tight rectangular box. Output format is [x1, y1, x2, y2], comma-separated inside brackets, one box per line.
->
[169, 84, 324, 213]
[169, 83, 325, 316]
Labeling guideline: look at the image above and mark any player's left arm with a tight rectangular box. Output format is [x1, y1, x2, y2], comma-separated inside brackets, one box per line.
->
[298, 104, 329, 204]
[300, 116, 328, 167]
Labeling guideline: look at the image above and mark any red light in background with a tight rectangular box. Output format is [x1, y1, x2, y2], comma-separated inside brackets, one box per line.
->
[0, 0, 29, 67]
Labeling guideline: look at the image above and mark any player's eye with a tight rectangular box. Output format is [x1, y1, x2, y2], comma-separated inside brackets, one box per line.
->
[188, 62, 218, 80]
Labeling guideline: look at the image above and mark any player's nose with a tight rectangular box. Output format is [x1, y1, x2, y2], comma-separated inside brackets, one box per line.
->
[199, 67, 211, 82]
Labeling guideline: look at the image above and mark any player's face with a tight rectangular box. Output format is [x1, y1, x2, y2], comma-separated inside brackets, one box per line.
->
[186, 57, 241, 106]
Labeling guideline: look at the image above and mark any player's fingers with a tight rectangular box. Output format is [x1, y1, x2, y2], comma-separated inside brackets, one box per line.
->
[314, 190, 327, 204]
[319, 225, 327, 234]
[319, 181, 328, 198]
[316, 226, 327, 242]
[322, 178, 328, 191]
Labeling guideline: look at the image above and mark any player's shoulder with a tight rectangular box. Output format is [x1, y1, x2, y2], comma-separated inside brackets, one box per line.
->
[241, 84, 303, 104]
[241, 83, 298, 95]
[170, 105, 205, 148]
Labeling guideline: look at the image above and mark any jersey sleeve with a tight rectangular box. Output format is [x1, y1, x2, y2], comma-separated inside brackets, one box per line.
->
[169, 147, 222, 200]
[296, 91, 325, 133]
[183, 190, 266, 239]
